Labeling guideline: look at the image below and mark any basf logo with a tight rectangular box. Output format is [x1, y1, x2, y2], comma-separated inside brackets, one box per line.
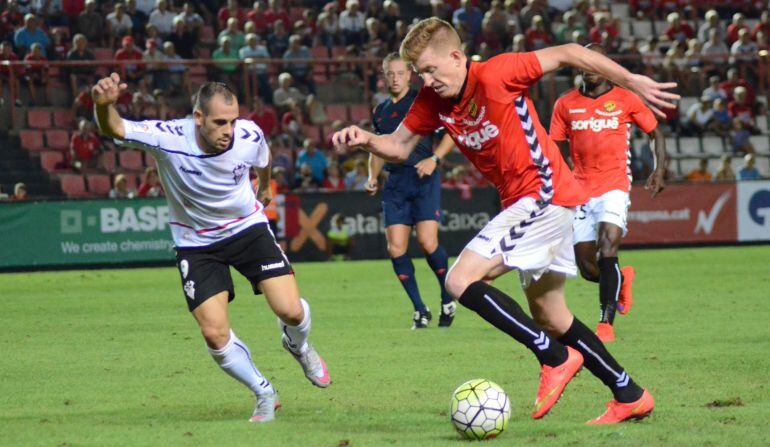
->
[737, 181, 770, 241]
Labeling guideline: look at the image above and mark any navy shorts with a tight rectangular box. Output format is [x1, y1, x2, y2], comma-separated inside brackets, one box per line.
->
[381, 168, 441, 227]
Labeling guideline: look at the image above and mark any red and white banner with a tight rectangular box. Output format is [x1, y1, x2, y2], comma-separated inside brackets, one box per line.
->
[625, 183, 737, 245]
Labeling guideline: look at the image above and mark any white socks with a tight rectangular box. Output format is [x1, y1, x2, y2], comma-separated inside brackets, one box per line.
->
[278, 298, 311, 354]
[208, 330, 274, 397]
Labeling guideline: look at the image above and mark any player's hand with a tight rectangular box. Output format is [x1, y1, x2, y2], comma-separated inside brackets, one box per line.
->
[92, 72, 127, 106]
[364, 177, 378, 196]
[626, 74, 680, 119]
[415, 157, 437, 178]
[645, 169, 666, 198]
[257, 187, 273, 206]
[332, 125, 370, 154]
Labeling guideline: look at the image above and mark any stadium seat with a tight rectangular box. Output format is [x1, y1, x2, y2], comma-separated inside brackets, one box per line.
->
[311, 46, 330, 59]
[653, 20, 667, 34]
[619, 21, 632, 39]
[144, 153, 158, 168]
[201, 25, 215, 41]
[664, 137, 679, 155]
[701, 136, 725, 155]
[610, 2, 630, 18]
[118, 151, 144, 171]
[86, 174, 112, 196]
[94, 48, 113, 60]
[39, 151, 64, 172]
[20, 130, 44, 151]
[27, 109, 52, 129]
[679, 96, 698, 115]
[678, 137, 701, 156]
[632, 20, 653, 37]
[326, 104, 348, 121]
[331, 46, 347, 58]
[749, 135, 770, 155]
[52, 108, 75, 129]
[198, 47, 211, 59]
[100, 150, 118, 172]
[678, 158, 701, 176]
[756, 155, 770, 173]
[350, 104, 371, 122]
[45, 129, 70, 151]
[59, 174, 89, 198]
[123, 173, 139, 190]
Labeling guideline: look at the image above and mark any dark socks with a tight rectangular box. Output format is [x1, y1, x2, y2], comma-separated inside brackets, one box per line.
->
[558, 317, 644, 403]
[391, 254, 425, 312]
[598, 257, 621, 324]
[458, 281, 568, 367]
[425, 245, 453, 305]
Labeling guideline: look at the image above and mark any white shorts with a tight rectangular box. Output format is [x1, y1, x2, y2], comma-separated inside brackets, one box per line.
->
[572, 189, 631, 244]
[465, 197, 577, 289]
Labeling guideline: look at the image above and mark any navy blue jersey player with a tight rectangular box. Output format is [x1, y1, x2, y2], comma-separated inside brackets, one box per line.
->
[366, 53, 456, 329]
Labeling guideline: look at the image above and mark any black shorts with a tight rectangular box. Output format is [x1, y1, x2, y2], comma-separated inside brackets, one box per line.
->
[174, 223, 294, 311]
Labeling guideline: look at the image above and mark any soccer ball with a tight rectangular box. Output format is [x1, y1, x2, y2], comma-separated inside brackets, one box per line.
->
[450, 379, 510, 440]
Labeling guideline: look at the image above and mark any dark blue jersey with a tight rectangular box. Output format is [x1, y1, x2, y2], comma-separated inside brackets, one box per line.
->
[372, 89, 434, 172]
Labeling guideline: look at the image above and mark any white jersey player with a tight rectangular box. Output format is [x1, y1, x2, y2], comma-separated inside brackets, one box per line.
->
[93, 73, 330, 423]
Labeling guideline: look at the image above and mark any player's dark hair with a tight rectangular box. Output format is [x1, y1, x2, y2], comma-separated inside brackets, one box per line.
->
[193, 82, 238, 114]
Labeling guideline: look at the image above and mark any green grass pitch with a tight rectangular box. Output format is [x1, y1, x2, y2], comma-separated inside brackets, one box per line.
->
[1, 246, 768, 446]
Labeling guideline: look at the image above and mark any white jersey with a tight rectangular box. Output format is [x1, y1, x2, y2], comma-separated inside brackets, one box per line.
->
[117, 117, 270, 248]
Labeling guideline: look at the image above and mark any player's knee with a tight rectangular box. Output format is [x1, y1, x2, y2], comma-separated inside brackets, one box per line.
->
[387, 242, 407, 258]
[417, 235, 438, 254]
[200, 325, 230, 349]
[597, 237, 619, 258]
[275, 304, 304, 326]
[577, 258, 599, 282]
[444, 270, 471, 300]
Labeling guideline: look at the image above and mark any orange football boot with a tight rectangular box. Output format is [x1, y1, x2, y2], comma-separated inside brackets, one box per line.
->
[532, 346, 584, 419]
[595, 322, 615, 343]
[587, 389, 655, 424]
[617, 266, 635, 315]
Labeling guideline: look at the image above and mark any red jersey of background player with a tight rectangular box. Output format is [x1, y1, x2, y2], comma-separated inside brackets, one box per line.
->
[549, 86, 657, 198]
[403, 52, 587, 209]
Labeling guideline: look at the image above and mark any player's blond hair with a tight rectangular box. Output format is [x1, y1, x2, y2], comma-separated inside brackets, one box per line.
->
[399, 17, 461, 65]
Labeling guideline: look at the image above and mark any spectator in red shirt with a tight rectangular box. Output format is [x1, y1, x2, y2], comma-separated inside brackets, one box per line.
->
[728, 86, 758, 133]
[588, 13, 619, 51]
[727, 13, 749, 45]
[321, 163, 346, 190]
[218, 0, 247, 31]
[719, 67, 755, 103]
[73, 85, 94, 119]
[0, 41, 22, 106]
[115, 35, 144, 84]
[753, 11, 770, 40]
[524, 15, 551, 50]
[264, 0, 292, 31]
[249, 97, 278, 137]
[1, 2, 25, 42]
[138, 167, 164, 197]
[70, 119, 102, 170]
[23, 42, 49, 105]
[664, 12, 695, 44]
[628, 0, 656, 20]
[248, 0, 270, 36]
[11, 182, 28, 201]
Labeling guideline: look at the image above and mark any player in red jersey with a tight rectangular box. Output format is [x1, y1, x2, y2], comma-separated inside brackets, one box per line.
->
[332, 18, 676, 424]
[550, 44, 668, 343]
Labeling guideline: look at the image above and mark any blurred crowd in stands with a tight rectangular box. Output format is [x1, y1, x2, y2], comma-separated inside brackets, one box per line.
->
[0, 0, 768, 200]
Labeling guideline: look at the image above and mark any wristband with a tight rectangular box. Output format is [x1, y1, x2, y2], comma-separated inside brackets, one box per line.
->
[430, 154, 440, 164]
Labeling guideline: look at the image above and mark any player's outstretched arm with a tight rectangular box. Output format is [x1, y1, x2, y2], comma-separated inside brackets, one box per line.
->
[332, 122, 421, 163]
[92, 72, 128, 139]
[645, 126, 667, 198]
[534, 44, 680, 118]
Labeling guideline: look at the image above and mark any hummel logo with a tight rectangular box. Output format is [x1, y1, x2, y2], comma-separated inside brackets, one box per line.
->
[179, 166, 202, 176]
[261, 261, 285, 271]
[695, 191, 731, 235]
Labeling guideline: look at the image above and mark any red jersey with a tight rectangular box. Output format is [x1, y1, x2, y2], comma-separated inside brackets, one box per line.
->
[403, 52, 587, 209]
[550, 86, 657, 197]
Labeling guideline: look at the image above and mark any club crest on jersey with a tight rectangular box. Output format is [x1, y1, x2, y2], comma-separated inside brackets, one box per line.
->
[232, 163, 247, 184]
[603, 101, 616, 112]
[468, 100, 479, 118]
